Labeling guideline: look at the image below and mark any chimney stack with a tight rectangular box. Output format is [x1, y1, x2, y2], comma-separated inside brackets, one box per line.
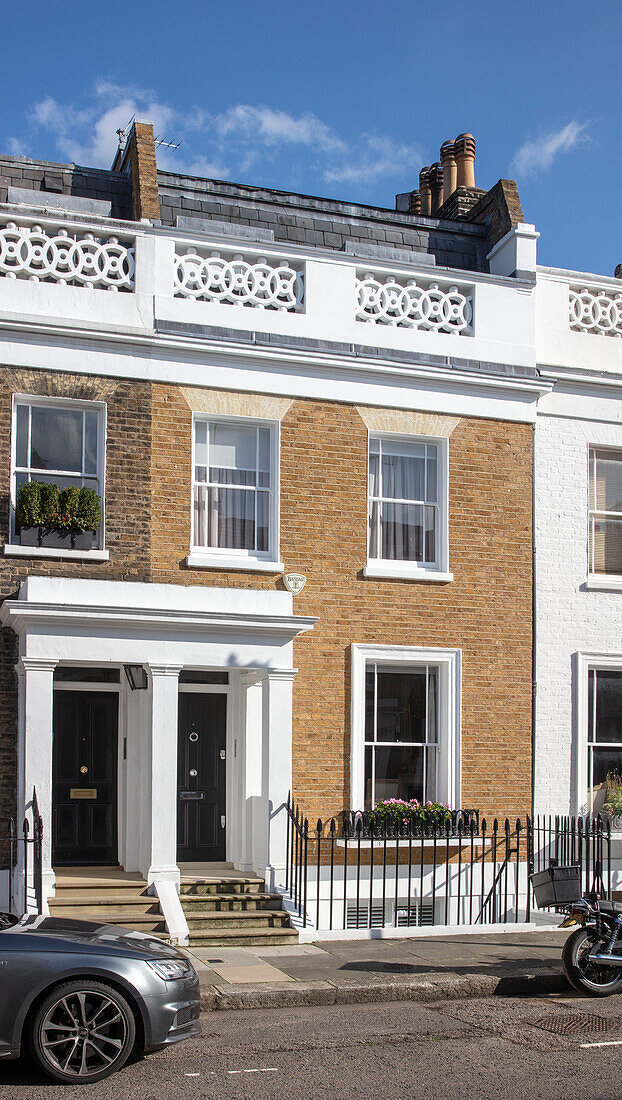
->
[440, 141, 457, 203]
[419, 167, 431, 216]
[429, 163, 444, 214]
[454, 133, 476, 190]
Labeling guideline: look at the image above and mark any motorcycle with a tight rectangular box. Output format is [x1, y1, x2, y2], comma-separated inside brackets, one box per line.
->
[531, 862, 622, 997]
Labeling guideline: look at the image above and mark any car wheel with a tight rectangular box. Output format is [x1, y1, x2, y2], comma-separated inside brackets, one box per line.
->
[29, 980, 136, 1083]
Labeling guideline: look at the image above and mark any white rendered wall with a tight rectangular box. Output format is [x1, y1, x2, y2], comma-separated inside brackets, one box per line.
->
[534, 390, 622, 815]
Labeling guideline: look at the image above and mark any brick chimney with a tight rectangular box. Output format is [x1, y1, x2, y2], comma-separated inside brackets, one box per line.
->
[111, 119, 160, 222]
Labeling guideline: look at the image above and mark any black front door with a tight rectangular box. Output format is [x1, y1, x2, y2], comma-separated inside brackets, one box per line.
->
[52, 690, 118, 865]
[177, 692, 226, 862]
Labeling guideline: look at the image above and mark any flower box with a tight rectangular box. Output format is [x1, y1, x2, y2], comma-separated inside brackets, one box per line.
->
[18, 525, 39, 546]
[72, 530, 94, 551]
[41, 528, 72, 550]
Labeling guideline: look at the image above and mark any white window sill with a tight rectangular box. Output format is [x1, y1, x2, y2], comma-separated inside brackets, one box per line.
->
[364, 562, 453, 583]
[585, 574, 622, 591]
[186, 552, 284, 573]
[4, 544, 109, 562]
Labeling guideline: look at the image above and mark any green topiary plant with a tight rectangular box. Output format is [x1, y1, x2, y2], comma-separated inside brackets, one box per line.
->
[39, 483, 60, 528]
[74, 487, 101, 532]
[58, 486, 81, 529]
[15, 481, 43, 528]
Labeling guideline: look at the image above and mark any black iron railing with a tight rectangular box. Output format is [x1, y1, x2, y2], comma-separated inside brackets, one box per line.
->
[284, 796, 612, 932]
[0, 787, 44, 916]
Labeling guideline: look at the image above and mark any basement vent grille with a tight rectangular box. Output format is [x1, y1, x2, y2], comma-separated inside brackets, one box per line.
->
[397, 902, 435, 927]
[345, 901, 436, 929]
[346, 904, 385, 929]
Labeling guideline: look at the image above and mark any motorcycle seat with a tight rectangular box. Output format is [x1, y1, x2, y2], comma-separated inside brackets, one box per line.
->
[597, 900, 622, 916]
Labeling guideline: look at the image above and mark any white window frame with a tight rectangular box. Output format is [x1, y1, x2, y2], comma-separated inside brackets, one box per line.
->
[364, 432, 452, 582]
[575, 652, 622, 815]
[6, 393, 108, 559]
[187, 413, 283, 573]
[587, 444, 622, 587]
[350, 644, 461, 811]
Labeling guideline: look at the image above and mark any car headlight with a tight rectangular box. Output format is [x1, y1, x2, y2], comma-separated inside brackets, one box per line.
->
[148, 958, 195, 980]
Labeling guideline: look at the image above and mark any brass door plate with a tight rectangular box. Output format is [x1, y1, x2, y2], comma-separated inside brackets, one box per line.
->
[69, 788, 97, 800]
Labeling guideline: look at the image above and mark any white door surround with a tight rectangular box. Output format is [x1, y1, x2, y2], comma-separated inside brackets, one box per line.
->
[1, 577, 316, 907]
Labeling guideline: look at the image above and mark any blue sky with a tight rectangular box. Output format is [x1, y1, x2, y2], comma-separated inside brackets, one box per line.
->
[2, 0, 621, 275]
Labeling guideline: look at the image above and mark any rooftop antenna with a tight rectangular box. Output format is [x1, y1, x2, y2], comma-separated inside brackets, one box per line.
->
[154, 135, 182, 152]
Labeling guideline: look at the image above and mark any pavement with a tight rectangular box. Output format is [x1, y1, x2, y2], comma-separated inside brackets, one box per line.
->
[184, 928, 572, 1011]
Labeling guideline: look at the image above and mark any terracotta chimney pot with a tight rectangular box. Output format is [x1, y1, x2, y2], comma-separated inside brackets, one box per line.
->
[409, 190, 422, 215]
[440, 140, 457, 202]
[454, 133, 476, 189]
[419, 168, 431, 216]
[429, 162, 444, 214]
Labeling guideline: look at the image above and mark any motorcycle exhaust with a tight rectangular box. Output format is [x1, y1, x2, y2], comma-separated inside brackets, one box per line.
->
[588, 952, 622, 966]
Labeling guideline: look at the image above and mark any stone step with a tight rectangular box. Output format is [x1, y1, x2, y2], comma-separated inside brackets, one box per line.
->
[187, 925, 299, 947]
[182, 910, 291, 931]
[49, 897, 161, 918]
[180, 879, 264, 896]
[179, 893, 283, 913]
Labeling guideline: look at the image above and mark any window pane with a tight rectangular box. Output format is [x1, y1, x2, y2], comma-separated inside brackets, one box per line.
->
[30, 406, 83, 473]
[381, 503, 423, 560]
[15, 404, 28, 467]
[424, 506, 436, 563]
[368, 499, 381, 558]
[179, 670, 229, 684]
[364, 746, 374, 810]
[211, 487, 256, 550]
[593, 671, 622, 743]
[589, 746, 622, 812]
[428, 668, 438, 744]
[374, 745, 424, 803]
[33, 473, 83, 490]
[591, 518, 622, 574]
[381, 448, 425, 501]
[256, 491, 269, 553]
[84, 410, 98, 475]
[195, 421, 208, 468]
[426, 448, 438, 503]
[593, 449, 622, 513]
[376, 669, 427, 743]
[194, 484, 207, 546]
[54, 667, 120, 683]
[369, 450, 379, 497]
[210, 423, 257, 484]
[258, 428, 271, 487]
[364, 664, 375, 741]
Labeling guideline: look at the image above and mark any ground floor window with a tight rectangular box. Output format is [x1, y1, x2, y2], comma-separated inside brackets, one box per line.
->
[364, 662, 438, 808]
[351, 644, 461, 812]
[587, 667, 622, 812]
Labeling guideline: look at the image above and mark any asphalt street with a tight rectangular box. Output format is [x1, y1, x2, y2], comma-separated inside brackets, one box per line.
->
[3, 991, 622, 1099]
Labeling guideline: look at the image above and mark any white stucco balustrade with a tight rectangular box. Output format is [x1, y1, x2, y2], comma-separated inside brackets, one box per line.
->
[537, 268, 622, 375]
[0, 209, 539, 373]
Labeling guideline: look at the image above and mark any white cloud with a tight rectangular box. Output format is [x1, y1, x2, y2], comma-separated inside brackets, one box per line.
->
[17, 82, 421, 194]
[324, 134, 423, 184]
[213, 104, 346, 154]
[510, 121, 590, 177]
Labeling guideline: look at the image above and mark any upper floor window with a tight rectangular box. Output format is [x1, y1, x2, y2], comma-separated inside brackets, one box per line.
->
[192, 418, 279, 565]
[589, 447, 622, 575]
[12, 396, 105, 549]
[366, 434, 450, 580]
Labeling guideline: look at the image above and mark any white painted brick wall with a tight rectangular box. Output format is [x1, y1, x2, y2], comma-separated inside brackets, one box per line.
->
[535, 404, 622, 815]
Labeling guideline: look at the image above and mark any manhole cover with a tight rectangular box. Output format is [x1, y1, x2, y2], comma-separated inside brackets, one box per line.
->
[527, 1013, 617, 1035]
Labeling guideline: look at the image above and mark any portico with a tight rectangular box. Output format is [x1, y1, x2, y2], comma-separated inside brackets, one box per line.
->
[0, 577, 316, 911]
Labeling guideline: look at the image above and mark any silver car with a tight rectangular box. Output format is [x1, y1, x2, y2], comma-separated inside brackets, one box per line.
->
[0, 912, 200, 1084]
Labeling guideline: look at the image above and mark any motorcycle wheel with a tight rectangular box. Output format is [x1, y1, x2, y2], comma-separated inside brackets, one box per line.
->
[562, 926, 622, 997]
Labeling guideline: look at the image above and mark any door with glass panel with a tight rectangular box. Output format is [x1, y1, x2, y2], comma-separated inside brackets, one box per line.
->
[364, 663, 438, 809]
[587, 668, 622, 813]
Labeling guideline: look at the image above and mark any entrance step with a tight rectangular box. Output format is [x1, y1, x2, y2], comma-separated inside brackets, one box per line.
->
[50, 868, 169, 939]
[179, 874, 297, 947]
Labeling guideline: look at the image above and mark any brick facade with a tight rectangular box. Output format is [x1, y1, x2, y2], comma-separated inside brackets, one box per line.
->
[148, 382, 534, 825]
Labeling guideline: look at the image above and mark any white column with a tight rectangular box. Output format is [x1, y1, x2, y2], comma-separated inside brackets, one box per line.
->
[239, 671, 263, 874]
[17, 657, 57, 908]
[260, 668, 296, 891]
[146, 665, 181, 887]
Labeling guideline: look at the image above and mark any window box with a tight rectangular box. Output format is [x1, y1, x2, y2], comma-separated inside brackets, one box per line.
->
[41, 528, 72, 550]
[18, 525, 39, 547]
[72, 530, 94, 551]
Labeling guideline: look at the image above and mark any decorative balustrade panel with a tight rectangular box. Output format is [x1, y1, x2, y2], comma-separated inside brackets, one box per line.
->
[356, 271, 473, 333]
[569, 285, 622, 337]
[0, 222, 135, 291]
[174, 247, 304, 311]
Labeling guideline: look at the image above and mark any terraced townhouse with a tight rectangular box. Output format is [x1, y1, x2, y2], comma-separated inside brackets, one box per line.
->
[0, 120, 614, 943]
